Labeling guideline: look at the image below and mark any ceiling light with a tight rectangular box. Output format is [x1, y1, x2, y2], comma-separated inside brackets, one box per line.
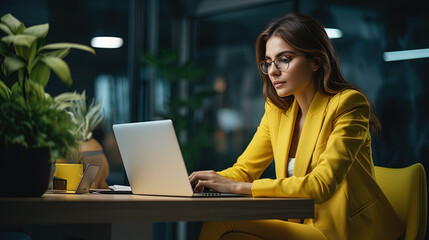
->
[383, 48, 429, 62]
[90, 36, 123, 49]
[325, 28, 343, 39]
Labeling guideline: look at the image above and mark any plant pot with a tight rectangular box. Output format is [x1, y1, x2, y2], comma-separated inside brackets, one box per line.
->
[0, 146, 51, 197]
[54, 163, 83, 191]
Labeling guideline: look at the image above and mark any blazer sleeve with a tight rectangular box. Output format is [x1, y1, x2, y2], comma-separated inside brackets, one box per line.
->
[252, 90, 370, 203]
[217, 102, 274, 182]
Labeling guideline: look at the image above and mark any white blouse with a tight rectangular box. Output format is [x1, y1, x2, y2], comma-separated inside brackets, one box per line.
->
[287, 157, 295, 177]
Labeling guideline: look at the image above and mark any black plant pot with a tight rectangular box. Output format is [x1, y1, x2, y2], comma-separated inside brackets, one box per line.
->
[0, 146, 51, 197]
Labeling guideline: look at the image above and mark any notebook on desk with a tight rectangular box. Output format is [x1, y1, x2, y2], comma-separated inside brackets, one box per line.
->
[112, 120, 249, 197]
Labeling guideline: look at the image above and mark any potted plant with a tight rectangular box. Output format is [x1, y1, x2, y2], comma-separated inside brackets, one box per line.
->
[56, 91, 109, 189]
[0, 13, 95, 197]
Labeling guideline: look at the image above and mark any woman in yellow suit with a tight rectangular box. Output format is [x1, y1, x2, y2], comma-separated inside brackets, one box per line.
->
[189, 13, 404, 240]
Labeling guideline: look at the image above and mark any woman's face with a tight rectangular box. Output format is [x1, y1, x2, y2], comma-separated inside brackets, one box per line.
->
[264, 36, 318, 98]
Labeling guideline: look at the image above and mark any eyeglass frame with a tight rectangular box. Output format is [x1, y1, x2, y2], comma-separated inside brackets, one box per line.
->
[259, 51, 306, 75]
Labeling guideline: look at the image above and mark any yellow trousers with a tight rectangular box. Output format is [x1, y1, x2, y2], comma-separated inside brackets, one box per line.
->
[199, 220, 327, 240]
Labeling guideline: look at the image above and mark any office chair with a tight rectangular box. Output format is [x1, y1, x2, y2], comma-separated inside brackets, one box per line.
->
[221, 163, 428, 240]
[374, 163, 427, 240]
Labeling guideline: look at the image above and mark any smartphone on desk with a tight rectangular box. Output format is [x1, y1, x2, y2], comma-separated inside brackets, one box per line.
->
[47, 164, 100, 194]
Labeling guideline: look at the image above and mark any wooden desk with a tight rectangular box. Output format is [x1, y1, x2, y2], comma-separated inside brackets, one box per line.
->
[0, 193, 314, 239]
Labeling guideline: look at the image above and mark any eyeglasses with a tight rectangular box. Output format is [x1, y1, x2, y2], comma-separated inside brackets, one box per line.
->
[259, 55, 296, 75]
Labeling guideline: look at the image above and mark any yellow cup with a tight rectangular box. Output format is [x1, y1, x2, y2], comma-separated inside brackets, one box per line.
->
[54, 163, 83, 191]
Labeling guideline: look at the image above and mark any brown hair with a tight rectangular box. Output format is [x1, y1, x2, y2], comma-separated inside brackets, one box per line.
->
[255, 12, 381, 136]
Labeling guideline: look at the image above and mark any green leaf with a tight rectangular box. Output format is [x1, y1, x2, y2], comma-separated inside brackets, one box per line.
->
[0, 23, 12, 35]
[43, 48, 70, 58]
[4, 55, 25, 75]
[0, 80, 10, 100]
[39, 56, 72, 86]
[53, 92, 84, 110]
[40, 43, 95, 55]
[29, 61, 51, 87]
[25, 80, 45, 99]
[25, 39, 38, 69]
[1, 14, 24, 34]
[1, 34, 37, 47]
[10, 82, 22, 96]
[89, 109, 104, 132]
[86, 103, 104, 130]
[54, 92, 84, 103]
[23, 23, 49, 38]
[11, 136, 28, 148]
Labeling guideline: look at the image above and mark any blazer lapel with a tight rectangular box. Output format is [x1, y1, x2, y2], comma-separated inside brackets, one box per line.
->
[275, 98, 298, 178]
[294, 91, 329, 177]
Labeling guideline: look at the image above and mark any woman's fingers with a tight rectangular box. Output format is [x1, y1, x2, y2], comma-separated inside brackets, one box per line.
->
[194, 179, 210, 193]
[189, 170, 216, 184]
[189, 170, 252, 195]
[189, 170, 224, 192]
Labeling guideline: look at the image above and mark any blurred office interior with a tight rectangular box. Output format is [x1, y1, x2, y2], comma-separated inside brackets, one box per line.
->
[1, 0, 428, 239]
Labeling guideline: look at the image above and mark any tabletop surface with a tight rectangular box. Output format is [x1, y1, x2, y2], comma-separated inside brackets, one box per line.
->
[0, 193, 314, 224]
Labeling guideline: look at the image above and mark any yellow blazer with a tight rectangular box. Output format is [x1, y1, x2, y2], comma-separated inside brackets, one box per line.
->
[219, 89, 404, 240]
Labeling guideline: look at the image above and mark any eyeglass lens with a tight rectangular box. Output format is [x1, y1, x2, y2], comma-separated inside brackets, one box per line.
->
[259, 57, 290, 75]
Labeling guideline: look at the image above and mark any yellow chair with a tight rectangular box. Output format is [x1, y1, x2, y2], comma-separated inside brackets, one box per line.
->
[374, 163, 427, 240]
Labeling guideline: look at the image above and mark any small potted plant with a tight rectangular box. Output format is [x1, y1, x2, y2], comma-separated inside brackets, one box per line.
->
[0, 13, 95, 197]
[56, 91, 109, 189]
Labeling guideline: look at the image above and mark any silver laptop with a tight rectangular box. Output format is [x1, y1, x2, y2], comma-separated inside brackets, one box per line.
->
[113, 120, 249, 197]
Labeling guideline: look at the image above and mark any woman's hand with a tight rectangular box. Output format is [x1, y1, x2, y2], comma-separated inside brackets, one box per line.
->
[189, 170, 252, 195]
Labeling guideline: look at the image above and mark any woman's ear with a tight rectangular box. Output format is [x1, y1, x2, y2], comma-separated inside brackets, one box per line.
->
[311, 56, 322, 72]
